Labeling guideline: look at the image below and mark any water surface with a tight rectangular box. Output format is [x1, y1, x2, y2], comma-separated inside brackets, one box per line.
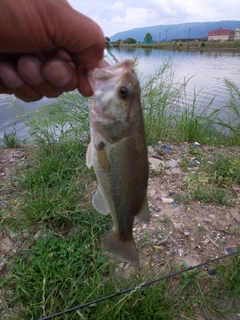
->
[114, 47, 240, 111]
[1, 48, 240, 140]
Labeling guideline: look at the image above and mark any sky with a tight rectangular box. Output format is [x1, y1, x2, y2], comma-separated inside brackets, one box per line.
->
[68, 0, 240, 37]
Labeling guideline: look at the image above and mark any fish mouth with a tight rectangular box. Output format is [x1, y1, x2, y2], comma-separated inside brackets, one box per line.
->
[88, 60, 134, 92]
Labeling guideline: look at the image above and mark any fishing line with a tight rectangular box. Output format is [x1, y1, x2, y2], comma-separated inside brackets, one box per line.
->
[38, 249, 240, 320]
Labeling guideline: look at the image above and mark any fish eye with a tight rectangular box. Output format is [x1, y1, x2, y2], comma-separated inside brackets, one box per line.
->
[119, 86, 128, 99]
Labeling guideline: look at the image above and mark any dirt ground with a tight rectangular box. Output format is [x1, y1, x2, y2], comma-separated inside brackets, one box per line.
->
[138, 142, 240, 270]
[0, 143, 240, 318]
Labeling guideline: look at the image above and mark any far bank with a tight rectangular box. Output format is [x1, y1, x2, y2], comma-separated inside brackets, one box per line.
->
[112, 40, 240, 53]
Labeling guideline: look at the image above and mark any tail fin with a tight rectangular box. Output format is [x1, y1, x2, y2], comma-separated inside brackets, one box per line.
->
[103, 230, 139, 264]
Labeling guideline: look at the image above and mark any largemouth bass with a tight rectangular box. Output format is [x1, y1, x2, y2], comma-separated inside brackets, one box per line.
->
[87, 60, 150, 263]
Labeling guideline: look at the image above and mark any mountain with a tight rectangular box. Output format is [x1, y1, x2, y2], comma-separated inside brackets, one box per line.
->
[110, 21, 240, 42]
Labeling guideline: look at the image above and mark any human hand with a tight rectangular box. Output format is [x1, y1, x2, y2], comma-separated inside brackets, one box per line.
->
[0, 0, 105, 101]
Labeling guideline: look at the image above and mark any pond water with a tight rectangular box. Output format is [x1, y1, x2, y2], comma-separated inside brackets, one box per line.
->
[113, 47, 240, 111]
[0, 48, 240, 140]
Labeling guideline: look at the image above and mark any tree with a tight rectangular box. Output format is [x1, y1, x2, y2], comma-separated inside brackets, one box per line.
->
[144, 32, 153, 43]
[115, 39, 122, 45]
[124, 37, 137, 44]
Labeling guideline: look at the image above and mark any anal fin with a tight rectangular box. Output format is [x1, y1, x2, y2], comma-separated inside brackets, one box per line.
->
[92, 187, 110, 215]
[137, 194, 150, 223]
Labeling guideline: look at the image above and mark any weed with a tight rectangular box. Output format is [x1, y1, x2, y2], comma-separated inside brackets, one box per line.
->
[1, 232, 110, 319]
[141, 58, 188, 145]
[159, 214, 171, 224]
[215, 251, 240, 299]
[205, 153, 240, 187]
[217, 79, 240, 145]
[197, 223, 205, 232]
[149, 168, 158, 176]
[13, 91, 91, 144]
[173, 90, 221, 143]
[3, 127, 22, 148]
[183, 152, 239, 206]
[188, 145, 203, 159]
[174, 266, 219, 318]
[190, 184, 233, 206]
[173, 193, 191, 209]
[180, 155, 189, 171]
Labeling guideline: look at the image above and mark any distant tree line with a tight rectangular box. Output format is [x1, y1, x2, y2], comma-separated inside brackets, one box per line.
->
[107, 32, 154, 45]
[113, 37, 137, 45]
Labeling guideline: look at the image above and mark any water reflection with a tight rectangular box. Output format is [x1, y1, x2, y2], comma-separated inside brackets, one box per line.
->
[144, 49, 154, 57]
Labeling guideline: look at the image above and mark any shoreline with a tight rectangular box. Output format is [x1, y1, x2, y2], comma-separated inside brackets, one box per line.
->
[112, 41, 240, 53]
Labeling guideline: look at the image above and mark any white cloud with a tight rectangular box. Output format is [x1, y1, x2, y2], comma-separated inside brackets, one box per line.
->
[68, 0, 240, 36]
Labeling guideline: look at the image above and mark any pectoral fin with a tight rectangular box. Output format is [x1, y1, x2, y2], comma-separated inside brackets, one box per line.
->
[137, 194, 150, 223]
[86, 141, 93, 168]
[92, 187, 110, 215]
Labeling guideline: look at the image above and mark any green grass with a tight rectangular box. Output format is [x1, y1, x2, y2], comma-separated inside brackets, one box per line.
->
[13, 91, 91, 145]
[141, 58, 187, 145]
[173, 93, 221, 143]
[1, 59, 240, 319]
[2, 127, 22, 148]
[141, 59, 240, 146]
[215, 250, 240, 298]
[17, 141, 94, 226]
[183, 151, 240, 206]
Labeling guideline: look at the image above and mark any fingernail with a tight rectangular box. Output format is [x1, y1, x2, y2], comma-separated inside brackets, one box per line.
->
[18, 56, 44, 85]
[0, 67, 24, 88]
[44, 61, 71, 86]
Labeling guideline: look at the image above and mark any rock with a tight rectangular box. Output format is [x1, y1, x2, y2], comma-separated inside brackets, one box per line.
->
[159, 239, 168, 246]
[225, 247, 238, 255]
[178, 248, 184, 256]
[149, 158, 164, 172]
[230, 208, 240, 222]
[209, 214, 215, 219]
[204, 218, 211, 223]
[184, 231, 190, 236]
[188, 159, 198, 167]
[1, 236, 13, 252]
[148, 189, 156, 197]
[148, 146, 162, 159]
[21, 240, 35, 250]
[148, 146, 155, 154]
[183, 254, 201, 267]
[9, 230, 17, 239]
[170, 168, 182, 174]
[208, 269, 217, 276]
[168, 160, 178, 168]
[203, 238, 210, 245]
[161, 197, 174, 203]
[34, 230, 42, 239]
[22, 230, 31, 238]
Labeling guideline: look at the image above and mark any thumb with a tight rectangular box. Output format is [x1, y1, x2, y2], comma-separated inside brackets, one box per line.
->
[48, 0, 105, 68]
